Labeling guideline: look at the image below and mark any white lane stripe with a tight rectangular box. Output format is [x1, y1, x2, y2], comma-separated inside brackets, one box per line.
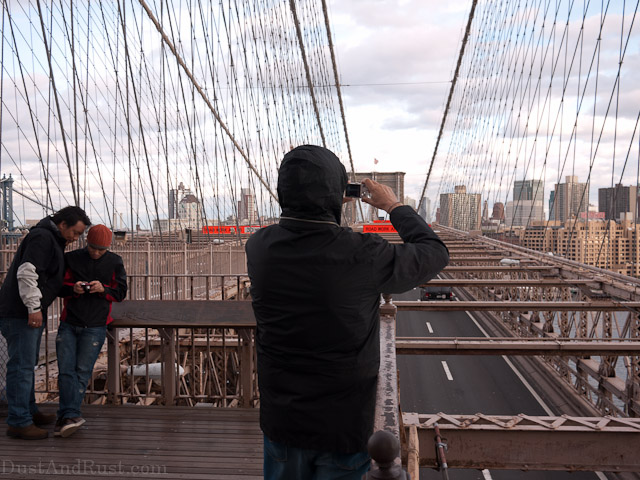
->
[463, 310, 554, 416]
[463, 303, 608, 478]
[441, 361, 454, 381]
[426, 322, 434, 333]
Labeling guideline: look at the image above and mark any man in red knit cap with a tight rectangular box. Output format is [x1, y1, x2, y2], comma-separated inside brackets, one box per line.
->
[54, 224, 127, 437]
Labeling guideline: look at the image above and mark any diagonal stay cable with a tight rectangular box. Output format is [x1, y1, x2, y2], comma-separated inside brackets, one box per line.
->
[320, 0, 363, 222]
[418, 0, 478, 212]
[137, 0, 277, 202]
[4, 0, 54, 210]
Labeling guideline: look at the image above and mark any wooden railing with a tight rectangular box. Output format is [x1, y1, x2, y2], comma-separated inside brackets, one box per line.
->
[106, 300, 257, 407]
[126, 273, 251, 301]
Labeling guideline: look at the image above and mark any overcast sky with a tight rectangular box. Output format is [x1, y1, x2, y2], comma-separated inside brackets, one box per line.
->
[326, 0, 640, 217]
[327, 0, 471, 204]
[1, 0, 637, 226]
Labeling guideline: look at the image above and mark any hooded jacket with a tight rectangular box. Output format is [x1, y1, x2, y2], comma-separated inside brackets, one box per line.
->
[246, 145, 449, 453]
[0, 217, 68, 318]
[59, 248, 128, 328]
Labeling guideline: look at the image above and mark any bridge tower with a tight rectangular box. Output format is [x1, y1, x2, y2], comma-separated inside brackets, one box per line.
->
[0, 174, 14, 231]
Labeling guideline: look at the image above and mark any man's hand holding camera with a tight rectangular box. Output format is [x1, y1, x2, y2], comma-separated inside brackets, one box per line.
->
[73, 280, 105, 295]
[344, 178, 402, 213]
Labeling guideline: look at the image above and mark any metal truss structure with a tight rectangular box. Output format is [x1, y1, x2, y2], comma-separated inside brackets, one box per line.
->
[385, 225, 640, 473]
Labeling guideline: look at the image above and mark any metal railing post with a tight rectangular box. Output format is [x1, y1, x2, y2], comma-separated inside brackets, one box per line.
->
[239, 329, 254, 407]
[106, 327, 120, 404]
[159, 327, 177, 405]
[364, 294, 410, 479]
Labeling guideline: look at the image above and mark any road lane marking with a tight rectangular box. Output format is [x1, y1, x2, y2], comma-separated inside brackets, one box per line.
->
[461, 300, 606, 478]
[426, 322, 433, 333]
[464, 310, 554, 416]
[441, 361, 454, 381]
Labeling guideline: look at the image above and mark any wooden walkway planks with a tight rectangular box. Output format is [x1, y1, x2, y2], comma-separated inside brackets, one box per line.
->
[0, 405, 263, 479]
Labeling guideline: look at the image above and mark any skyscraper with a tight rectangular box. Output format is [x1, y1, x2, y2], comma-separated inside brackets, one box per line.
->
[513, 179, 544, 204]
[439, 185, 481, 231]
[238, 188, 257, 224]
[169, 182, 191, 220]
[598, 184, 638, 221]
[505, 200, 545, 227]
[549, 176, 588, 222]
[507, 179, 545, 226]
[491, 202, 505, 221]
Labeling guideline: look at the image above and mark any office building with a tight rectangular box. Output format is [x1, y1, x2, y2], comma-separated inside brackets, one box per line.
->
[439, 185, 481, 231]
[507, 179, 545, 226]
[513, 179, 544, 204]
[505, 200, 545, 227]
[238, 188, 258, 224]
[598, 184, 638, 221]
[492, 202, 505, 221]
[519, 218, 640, 278]
[549, 176, 588, 222]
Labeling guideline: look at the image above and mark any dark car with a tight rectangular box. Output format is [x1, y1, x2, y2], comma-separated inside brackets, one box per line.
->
[421, 286, 453, 300]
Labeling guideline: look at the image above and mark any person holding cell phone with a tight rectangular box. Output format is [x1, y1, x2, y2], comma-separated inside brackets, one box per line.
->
[54, 224, 127, 438]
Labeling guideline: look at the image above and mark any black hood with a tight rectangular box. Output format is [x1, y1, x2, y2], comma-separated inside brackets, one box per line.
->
[33, 216, 67, 248]
[277, 145, 348, 224]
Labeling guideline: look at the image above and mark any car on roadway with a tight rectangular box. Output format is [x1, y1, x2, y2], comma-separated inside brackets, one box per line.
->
[420, 286, 453, 300]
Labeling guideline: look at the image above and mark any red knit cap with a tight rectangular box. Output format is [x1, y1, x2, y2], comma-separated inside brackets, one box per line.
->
[87, 224, 112, 249]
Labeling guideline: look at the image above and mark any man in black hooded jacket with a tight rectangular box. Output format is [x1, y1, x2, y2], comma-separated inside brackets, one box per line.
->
[246, 145, 449, 479]
[0, 206, 90, 440]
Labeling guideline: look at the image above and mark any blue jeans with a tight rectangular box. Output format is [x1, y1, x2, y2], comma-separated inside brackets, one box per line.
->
[0, 317, 46, 428]
[56, 322, 106, 419]
[264, 435, 370, 480]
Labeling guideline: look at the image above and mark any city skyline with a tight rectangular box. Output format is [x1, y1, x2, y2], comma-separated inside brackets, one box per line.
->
[440, 176, 640, 230]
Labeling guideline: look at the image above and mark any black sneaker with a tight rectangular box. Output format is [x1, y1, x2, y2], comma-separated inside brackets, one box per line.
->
[58, 417, 86, 438]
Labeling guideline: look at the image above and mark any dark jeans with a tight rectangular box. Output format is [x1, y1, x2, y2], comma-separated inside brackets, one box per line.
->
[0, 317, 45, 428]
[264, 435, 370, 480]
[56, 322, 106, 420]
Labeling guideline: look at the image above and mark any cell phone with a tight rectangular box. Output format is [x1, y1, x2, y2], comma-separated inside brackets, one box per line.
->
[345, 183, 363, 198]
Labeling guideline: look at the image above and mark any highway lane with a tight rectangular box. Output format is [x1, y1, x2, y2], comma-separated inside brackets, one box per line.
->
[395, 288, 600, 480]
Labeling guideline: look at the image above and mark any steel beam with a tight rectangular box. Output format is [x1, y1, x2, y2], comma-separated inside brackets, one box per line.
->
[402, 413, 640, 471]
[444, 265, 555, 272]
[422, 279, 593, 287]
[448, 257, 537, 263]
[394, 300, 640, 311]
[396, 337, 640, 355]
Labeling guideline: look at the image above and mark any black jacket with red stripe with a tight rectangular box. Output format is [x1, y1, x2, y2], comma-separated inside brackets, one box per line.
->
[60, 248, 127, 327]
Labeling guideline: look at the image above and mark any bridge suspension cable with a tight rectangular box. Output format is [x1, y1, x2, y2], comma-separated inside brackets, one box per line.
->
[426, 0, 639, 271]
[0, 0, 351, 232]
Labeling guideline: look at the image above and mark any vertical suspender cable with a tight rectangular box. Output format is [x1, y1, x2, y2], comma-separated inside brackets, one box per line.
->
[36, 0, 78, 206]
[320, 0, 364, 222]
[137, 0, 277, 202]
[289, 0, 326, 148]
